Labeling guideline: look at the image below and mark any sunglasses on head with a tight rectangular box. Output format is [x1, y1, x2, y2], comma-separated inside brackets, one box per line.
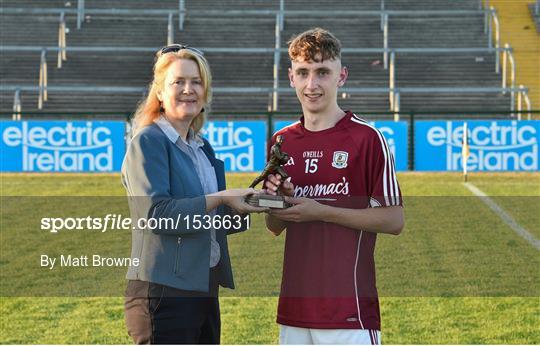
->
[158, 44, 204, 56]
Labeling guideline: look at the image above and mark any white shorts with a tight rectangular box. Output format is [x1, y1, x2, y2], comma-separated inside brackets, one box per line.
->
[279, 325, 381, 345]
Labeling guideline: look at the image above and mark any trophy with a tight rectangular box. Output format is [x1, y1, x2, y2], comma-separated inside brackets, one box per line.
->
[245, 135, 291, 209]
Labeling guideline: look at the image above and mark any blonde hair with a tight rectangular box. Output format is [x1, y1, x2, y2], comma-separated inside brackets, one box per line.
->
[133, 48, 212, 134]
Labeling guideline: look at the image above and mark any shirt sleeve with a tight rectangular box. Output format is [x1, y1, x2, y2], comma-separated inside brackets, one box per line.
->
[368, 129, 403, 208]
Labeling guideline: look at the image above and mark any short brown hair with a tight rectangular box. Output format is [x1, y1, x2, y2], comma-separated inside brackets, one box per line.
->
[288, 28, 342, 62]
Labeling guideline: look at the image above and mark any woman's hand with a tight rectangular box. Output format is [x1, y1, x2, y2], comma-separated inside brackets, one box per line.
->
[215, 188, 269, 214]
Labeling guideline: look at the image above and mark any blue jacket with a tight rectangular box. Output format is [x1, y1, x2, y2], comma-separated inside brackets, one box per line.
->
[121, 123, 244, 292]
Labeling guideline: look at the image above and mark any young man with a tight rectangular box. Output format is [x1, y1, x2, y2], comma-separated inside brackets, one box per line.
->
[264, 28, 404, 345]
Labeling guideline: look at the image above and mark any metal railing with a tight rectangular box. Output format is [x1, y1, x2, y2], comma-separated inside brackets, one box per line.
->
[38, 49, 48, 110]
[77, 0, 85, 29]
[4, 84, 530, 121]
[383, 14, 389, 68]
[2, 7, 493, 16]
[43, 9, 491, 17]
[19, 0, 493, 33]
[179, 0, 185, 30]
[386, 47, 513, 115]
[501, 43, 516, 111]
[391, 86, 531, 121]
[279, 0, 284, 29]
[489, 8, 500, 71]
[0, 6, 495, 67]
[389, 51, 396, 112]
[3, 44, 524, 115]
[483, 0, 490, 33]
[58, 12, 67, 68]
[380, 0, 385, 30]
[167, 12, 174, 45]
[393, 91, 400, 121]
[517, 85, 532, 120]
[2, 5, 493, 71]
[12, 88, 21, 120]
[2, 6, 492, 36]
[272, 14, 282, 111]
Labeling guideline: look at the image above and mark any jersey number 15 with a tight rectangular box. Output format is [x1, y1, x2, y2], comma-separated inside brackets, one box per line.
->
[305, 159, 319, 174]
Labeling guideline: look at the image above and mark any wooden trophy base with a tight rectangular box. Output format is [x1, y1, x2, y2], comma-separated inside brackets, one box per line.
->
[245, 194, 291, 209]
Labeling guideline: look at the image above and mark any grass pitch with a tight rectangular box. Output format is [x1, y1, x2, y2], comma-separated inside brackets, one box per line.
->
[0, 172, 539, 344]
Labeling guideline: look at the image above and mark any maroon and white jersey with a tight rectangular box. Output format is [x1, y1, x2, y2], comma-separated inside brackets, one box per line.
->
[271, 111, 402, 330]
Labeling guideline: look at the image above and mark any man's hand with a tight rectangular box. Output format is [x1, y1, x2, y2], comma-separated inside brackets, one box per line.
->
[264, 175, 295, 236]
[268, 196, 326, 223]
[269, 198, 405, 235]
[264, 174, 294, 196]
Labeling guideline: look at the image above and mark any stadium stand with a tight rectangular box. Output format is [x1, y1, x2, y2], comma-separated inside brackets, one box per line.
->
[490, 0, 539, 116]
[0, 0, 533, 118]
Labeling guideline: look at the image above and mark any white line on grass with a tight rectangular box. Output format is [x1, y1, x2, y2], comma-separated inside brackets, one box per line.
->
[463, 182, 540, 251]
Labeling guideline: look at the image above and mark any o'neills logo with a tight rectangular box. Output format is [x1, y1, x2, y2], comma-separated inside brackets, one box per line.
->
[294, 176, 350, 198]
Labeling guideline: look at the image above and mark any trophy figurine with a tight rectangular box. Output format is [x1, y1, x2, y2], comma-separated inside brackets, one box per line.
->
[246, 135, 291, 209]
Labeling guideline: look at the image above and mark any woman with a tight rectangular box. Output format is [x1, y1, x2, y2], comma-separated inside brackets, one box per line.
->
[122, 44, 265, 344]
